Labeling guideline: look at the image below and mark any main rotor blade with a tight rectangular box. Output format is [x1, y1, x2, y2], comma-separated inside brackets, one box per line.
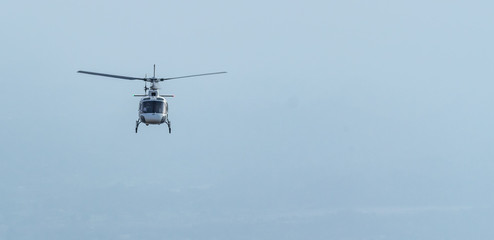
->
[159, 72, 227, 81]
[77, 71, 146, 80]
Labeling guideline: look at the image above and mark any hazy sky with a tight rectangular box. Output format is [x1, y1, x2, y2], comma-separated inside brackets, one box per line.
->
[1, 0, 494, 239]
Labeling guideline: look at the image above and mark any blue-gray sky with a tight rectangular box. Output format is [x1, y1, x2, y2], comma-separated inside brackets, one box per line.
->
[1, 0, 494, 239]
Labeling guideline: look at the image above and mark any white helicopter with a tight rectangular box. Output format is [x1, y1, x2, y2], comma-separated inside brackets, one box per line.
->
[78, 65, 226, 133]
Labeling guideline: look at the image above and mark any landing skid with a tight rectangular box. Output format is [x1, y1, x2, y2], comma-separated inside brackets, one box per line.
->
[135, 120, 141, 133]
[135, 119, 171, 134]
[165, 118, 172, 134]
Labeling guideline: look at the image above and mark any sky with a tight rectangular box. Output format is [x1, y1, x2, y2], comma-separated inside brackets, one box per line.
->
[1, 0, 494, 239]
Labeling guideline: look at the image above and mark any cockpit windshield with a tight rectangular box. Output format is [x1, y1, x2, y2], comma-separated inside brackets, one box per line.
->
[141, 101, 164, 113]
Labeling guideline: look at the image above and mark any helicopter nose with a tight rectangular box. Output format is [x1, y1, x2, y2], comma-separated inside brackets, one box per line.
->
[141, 113, 164, 124]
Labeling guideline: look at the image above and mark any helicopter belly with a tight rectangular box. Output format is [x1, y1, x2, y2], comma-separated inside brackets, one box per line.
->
[140, 113, 166, 124]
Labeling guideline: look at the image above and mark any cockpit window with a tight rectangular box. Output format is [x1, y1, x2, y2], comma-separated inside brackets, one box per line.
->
[141, 101, 164, 113]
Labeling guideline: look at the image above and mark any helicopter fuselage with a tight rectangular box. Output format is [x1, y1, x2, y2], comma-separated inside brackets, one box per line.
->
[138, 97, 168, 125]
[134, 86, 173, 133]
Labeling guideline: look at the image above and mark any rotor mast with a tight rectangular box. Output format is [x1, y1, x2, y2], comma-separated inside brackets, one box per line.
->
[148, 64, 160, 91]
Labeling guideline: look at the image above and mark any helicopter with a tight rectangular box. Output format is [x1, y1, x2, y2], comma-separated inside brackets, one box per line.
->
[78, 65, 226, 133]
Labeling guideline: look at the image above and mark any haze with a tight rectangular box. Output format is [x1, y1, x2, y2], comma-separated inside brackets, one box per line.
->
[1, 0, 494, 239]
